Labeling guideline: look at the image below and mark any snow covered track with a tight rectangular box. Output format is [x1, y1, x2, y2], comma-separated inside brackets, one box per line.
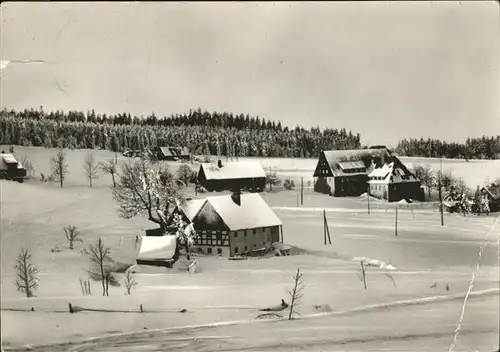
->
[4, 288, 498, 352]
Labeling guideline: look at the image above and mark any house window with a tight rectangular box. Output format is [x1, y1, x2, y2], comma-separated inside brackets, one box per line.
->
[207, 247, 213, 254]
[253, 229, 257, 234]
[244, 246, 248, 252]
[217, 248, 222, 255]
[244, 231, 247, 237]
[212, 231, 216, 234]
[234, 232, 238, 238]
[234, 247, 239, 254]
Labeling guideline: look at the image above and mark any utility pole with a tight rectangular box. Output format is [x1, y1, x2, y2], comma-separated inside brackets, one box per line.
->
[439, 156, 444, 226]
[395, 207, 398, 236]
[301, 177, 304, 205]
[367, 184, 371, 214]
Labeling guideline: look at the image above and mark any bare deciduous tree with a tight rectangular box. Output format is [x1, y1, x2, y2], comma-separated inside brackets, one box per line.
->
[124, 270, 137, 295]
[20, 156, 35, 178]
[64, 225, 83, 250]
[83, 152, 99, 187]
[100, 159, 118, 188]
[112, 158, 197, 263]
[51, 148, 68, 188]
[14, 248, 40, 298]
[112, 158, 184, 230]
[413, 164, 435, 199]
[288, 268, 305, 320]
[87, 237, 119, 296]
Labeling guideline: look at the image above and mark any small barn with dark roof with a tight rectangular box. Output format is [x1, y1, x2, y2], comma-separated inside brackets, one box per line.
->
[197, 160, 266, 192]
[313, 148, 390, 197]
[171, 192, 283, 257]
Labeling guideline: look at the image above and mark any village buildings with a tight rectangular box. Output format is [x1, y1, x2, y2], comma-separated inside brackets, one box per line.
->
[313, 148, 390, 197]
[313, 147, 423, 202]
[171, 192, 283, 257]
[197, 160, 266, 192]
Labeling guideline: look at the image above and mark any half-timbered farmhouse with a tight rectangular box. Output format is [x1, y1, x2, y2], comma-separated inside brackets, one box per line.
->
[313, 148, 390, 197]
[367, 156, 424, 202]
[197, 160, 266, 192]
[172, 192, 283, 257]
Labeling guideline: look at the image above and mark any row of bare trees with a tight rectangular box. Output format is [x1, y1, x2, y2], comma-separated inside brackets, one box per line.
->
[15, 236, 138, 298]
[41, 149, 117, 188]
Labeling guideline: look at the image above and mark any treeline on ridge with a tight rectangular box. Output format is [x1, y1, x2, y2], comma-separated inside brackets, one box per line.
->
[0, 107, 361, 158]
[1, 107, 498, 160]
[395, 137, 500, 160]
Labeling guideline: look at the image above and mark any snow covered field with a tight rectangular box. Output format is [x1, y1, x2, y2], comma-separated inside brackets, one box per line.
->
[1, 147, 499, 351]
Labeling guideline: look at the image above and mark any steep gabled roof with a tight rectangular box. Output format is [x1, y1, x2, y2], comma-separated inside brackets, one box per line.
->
[368, 157, 419, 183]
[177, 198, 206, 221]
[200, 161, 266, 180]
[481, 186, 500, 200]
[181, 193, 282, 231]
[316, 148, 390, 177]
[1, 153, 18, 164]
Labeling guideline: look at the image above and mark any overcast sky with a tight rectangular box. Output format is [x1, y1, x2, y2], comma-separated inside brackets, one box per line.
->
[1, 1, 498, 146]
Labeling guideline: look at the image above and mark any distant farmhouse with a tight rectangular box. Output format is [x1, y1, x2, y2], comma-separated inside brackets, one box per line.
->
[197, 160, 266, 192]
[313, 147, 423, 202]
[171, 192, 283, 257]
[152, 146, 190, 161]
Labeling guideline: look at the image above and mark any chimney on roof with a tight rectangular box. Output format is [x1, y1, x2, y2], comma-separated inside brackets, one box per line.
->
[231, 189, 241, 206]
[217, 160, 223, 168]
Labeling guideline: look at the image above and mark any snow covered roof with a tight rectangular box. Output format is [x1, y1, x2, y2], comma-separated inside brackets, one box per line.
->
[1, 153, 18, 164]
[136, 235, 177, 261]
[338, 160, 366, 171]
[159, 147, 174, 156]
[200, 161, 266, 180]
[177, 198, 206, 221]
[158, 146, 190, 157]
[182, 193, 282, 231]
[368, 159, 419, 183]
[316, 148, 390, 177]
[323, 148, 389, 167]
[368, 162, 394, 180]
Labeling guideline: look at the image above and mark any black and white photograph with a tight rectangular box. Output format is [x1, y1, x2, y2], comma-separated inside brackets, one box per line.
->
[1, 1, 499, 351]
